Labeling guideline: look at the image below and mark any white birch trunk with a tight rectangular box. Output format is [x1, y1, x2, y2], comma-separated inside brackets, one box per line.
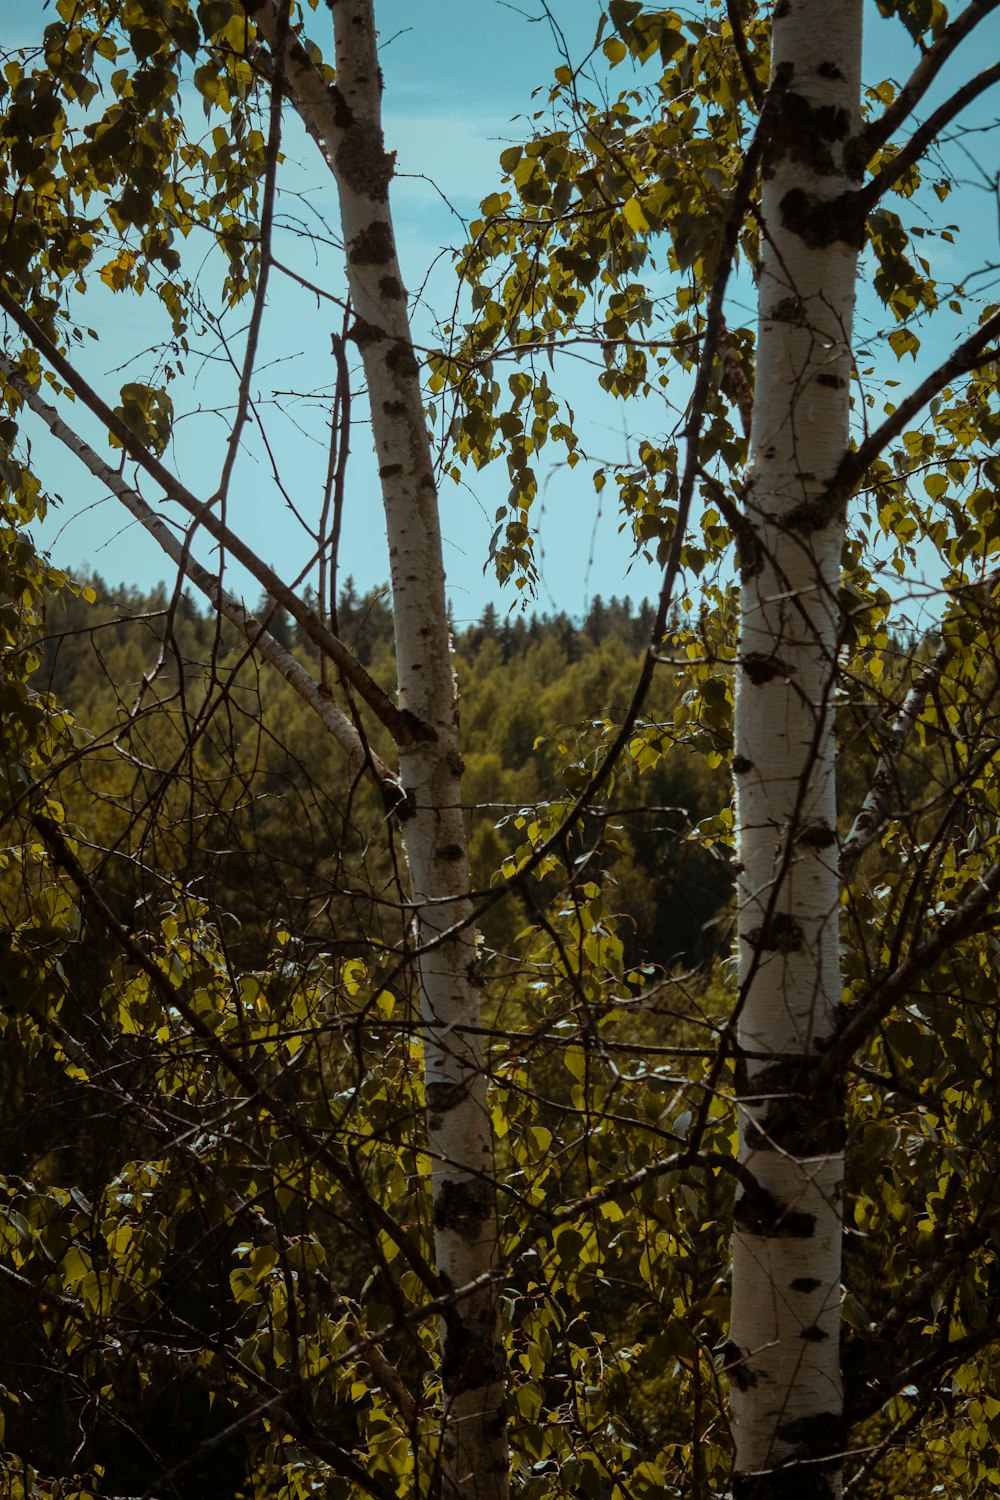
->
[730, 3, 863, 1495]
[247, 4, 509, 1494]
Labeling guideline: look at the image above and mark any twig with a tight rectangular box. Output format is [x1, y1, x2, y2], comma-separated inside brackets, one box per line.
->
[0, 355, 408, 816]
[0, 288, 424, 747]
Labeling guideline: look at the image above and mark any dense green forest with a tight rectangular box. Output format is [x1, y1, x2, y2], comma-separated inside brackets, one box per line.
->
[4, 571, 996, 1498]
[25, 579, 729, 972]
[1, 577, 737, 1495]
[5, 0, 1000, 1495]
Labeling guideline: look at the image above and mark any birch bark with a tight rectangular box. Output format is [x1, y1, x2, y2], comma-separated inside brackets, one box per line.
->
[729, 3, 863, 1495]
[244, 3, 509, 1494]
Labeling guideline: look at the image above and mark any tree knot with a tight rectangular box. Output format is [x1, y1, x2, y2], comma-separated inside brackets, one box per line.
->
[745, 912, 804, 951]
[740, 651, 796, 685]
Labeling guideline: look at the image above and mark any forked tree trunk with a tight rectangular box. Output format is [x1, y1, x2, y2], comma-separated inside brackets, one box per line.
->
[247, 2, 509, 1494]
[730, 2, 863, 1495]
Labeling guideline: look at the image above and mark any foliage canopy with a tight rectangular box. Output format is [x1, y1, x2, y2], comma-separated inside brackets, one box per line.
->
[2, 1, 1000, 1497]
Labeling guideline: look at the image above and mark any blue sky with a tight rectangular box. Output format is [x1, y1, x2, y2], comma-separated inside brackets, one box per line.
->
[22, 0, 644, 622]
[8, 1, 1000, 622]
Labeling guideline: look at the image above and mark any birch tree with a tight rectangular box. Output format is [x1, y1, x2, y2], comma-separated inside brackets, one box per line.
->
[728, 5, 863, 1491]
[0, 0, 507, 1494]
[4, 2, 1000, 1498]
[454, 1, 1000, 1495]
[247, 8, 508, 1492]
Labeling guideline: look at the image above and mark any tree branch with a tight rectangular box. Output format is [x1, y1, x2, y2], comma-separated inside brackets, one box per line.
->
[696, 467, 761, 577]
[839, 638, 949, 882]
[0, 1257, 401, 1500]
[30, 810, 445, 1301]
[826, 853, 1000, 1076]
[809, 306, 1000, 526]
[726, 0, 764, 108]
[214, 0, 287, 513]
[872, 1204, 1000, 1345]
[0, 286, 426, 748]
[857, 0, 1000, 165]
[849, 1322, 1000, 1427]
[840, 560, 1000, 882]
[51, 1018, 419, 1430]
[846, 308, 1000, 481]
[854, 59, 1000, 214]
[0, 354, 408, 816]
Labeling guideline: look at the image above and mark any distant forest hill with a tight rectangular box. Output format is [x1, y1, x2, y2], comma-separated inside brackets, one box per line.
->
[38, 574, 661, 663]
[29, 574, 732, 974]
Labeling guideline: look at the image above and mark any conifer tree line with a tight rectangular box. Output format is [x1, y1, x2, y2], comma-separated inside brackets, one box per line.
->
[1, 2, 1000, 1497]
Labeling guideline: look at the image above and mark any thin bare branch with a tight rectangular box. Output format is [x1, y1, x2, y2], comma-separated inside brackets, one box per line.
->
[0, 286, 425, 747]
[815, 306, 1000, 524]
[839, 638, 949, 882]
[31, 810, 445, 1301]
[856, 59, 1000, 213]
[214, 0, 288, 511]
[726, 0, 764, 108]
[0, 354, 408, 815]
[857, 0, 1000, 164]
[823, 853, 1000, 1076]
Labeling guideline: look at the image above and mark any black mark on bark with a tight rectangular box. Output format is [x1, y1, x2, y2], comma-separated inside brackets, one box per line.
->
[441, 1303, 506, 1393]
[734, 1476, 837, 1500]
[434, 1176, 496, 1242]
[721, 1340, 759, 1391]
[768, 295, 806, 324]
[780, 187, 864, 249]
[765, 92, 849, 178]
[741, 651, 796, 685]
[799, 822, 837, 848]
[350, 317, 385, 348]
[385, 340, 420, 379]
[745, 912, 804, 952]
[426, 1080, 464, 1115]
[348, 220, 395, 266]
[325, 81, 354, 130]
[740, 1056, 845, 1155]
[785, 492, 844, 532]
[734, 1183, 816, 1238]
[777, 1409, 845, 1459]
[336, 119, 395, 202]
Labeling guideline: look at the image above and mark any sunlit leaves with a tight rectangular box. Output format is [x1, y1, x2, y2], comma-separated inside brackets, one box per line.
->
[874, 0, 950, 44]
[0, 0, 271, 357]
[98, 247, 138, 290]
[111, 380, 174, 457]
[442, 5, 766, 589]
